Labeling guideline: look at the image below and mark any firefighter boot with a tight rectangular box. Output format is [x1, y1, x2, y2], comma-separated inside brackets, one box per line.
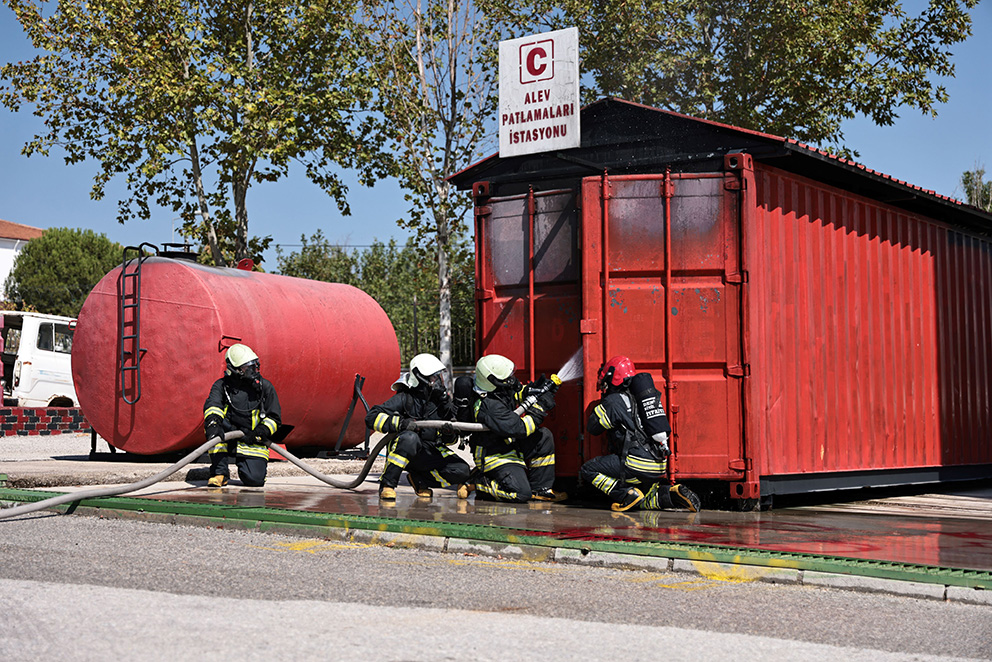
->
[532, 488, 568, 503]
[456, 483, 473, 499]
[611, 487, 645, 512]
[207, 475, 229, 487]
[379, 486, 397, 501]
[408, 473, 433, 499]
[669, 484, 702, 512]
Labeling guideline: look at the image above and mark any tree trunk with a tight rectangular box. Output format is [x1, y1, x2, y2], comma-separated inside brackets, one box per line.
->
[436, 193, 452, 374]
[234, 0, 253, 264]
[182, 59, 225, 267]
[233, 173, 249, 262]
[187, 123, 225, 267]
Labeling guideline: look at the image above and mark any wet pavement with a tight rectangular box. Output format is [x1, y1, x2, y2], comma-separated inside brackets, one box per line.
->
[130, 477, 992, 573]
[5, 433, 992, 575]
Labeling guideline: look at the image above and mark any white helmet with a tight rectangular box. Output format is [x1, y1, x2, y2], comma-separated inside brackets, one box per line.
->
[474, 354, 516, 393]
[225, 343, 260, 378]
[393, 353, 446, 391]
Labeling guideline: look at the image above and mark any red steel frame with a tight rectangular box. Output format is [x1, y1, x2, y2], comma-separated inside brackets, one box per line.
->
[473, 152, 992, 500]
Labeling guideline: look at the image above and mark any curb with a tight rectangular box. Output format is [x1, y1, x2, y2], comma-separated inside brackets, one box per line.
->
[27, 498, 990, 606]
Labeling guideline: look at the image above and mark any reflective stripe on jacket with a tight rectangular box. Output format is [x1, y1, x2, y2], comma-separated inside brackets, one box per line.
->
[203, 375, 281, 460]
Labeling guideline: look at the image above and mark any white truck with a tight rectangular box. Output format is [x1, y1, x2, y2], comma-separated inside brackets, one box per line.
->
[1, 311, 78, 407]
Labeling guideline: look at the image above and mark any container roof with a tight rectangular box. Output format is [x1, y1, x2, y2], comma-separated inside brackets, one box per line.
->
[0, 219, 44, 242]
[450, 98, 992, 234]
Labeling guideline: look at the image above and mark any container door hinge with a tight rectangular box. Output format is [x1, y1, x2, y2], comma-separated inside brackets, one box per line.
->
[475, 205, 492, 218]
[726, 364, 750, 378]
[580, 319, 599, 335]
[475, 288, 494, 301]
[724, 271, 748, 284]
[729, 459, 747, 472]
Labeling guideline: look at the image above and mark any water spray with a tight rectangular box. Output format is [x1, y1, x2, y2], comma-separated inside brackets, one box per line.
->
[554, 348, 584, 383]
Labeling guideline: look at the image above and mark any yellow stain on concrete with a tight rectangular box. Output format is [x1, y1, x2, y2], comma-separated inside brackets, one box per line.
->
[688, 552, 779, 583]
[249, 539, 369, 554]
[652, 579, 715, 591]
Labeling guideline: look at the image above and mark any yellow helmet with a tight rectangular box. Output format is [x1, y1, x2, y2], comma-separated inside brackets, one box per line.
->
[474, 354, 515, 392]
[225, 344, 259, 378]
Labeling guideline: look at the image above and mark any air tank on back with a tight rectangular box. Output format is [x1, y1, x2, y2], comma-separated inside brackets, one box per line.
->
[71, 255, 400, 455]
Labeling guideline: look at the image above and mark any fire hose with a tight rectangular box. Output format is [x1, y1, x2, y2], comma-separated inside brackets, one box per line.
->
[0, 421, 487, 521]
[0, 377, 560, 520]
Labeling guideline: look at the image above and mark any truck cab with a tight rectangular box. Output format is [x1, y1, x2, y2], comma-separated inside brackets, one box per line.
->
[1, 312, 78, 407]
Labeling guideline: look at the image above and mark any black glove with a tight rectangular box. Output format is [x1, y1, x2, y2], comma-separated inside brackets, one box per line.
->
[524, 405, 546, 426]
[204, 423, 223, 441]
[537, 390, 556, 411]
[529, 375, 553, 394]
[399, 417, 417, 431]
[439, 422, 457, 445]
[253, 425, 272, 444]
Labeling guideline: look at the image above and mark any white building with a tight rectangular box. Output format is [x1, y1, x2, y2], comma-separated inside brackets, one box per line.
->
[0, 219, 44, 289]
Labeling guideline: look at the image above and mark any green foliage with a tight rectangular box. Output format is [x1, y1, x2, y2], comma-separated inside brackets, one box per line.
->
[276, 232, 476, 364]
[275, 230, 359, 285]
[1, 0, 393, 267]
[3, 228, 123, 316]
[362, 0, 497, 368]
[485, 0, 979, 151]
[961, 167, 992, 213]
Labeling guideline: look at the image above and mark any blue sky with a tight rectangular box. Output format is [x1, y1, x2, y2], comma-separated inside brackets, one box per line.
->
[1, 2, 989, 270]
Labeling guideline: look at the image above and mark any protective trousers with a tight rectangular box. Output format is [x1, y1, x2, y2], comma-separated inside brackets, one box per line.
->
[380, 431, 471, 489]
[209, 446, 268, 487]
[474, 427, 555, 503]
[579, 450, 671, 508]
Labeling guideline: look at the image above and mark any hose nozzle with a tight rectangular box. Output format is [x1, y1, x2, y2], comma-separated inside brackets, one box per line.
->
[549, 374, 562, 390]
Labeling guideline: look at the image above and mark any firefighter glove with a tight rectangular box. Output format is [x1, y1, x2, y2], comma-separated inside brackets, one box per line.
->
[537, 390, 556, 411]
[439, 422, 457, 445]
[205, 423, 223, 441]
[399, 417, 417, 431]
[524, 406, 546, 426]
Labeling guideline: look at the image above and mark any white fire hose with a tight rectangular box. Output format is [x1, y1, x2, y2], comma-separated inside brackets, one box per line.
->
[0, 420, 491, 520]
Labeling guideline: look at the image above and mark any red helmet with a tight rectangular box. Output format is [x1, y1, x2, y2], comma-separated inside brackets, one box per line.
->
[598, 355, 636, 391]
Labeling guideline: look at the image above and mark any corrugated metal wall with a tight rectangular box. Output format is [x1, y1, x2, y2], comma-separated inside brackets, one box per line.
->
[749, 164, 992, 477]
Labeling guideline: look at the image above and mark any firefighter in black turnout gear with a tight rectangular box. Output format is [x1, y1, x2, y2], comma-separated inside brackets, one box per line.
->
[468, 354, 566, 503]
[580, 355, 701, 512]
[366, 353, 471, 501]
[203, 343, 282, 487]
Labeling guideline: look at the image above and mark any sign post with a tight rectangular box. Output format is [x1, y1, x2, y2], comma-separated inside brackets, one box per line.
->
[498, 27, 580, 158]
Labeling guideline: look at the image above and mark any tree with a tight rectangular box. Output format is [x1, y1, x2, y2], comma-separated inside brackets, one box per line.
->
[4, 227, 122, 316]
[486, 0, 979, 151]
[275, 230, 359, 285]
[362, 0, 499, 371]
[276, 232, 476, 365]
[961, 167, 991, 213]
[1, 0, 392, 267]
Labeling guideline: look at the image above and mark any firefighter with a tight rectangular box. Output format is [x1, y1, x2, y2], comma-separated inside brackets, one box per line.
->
[467, 354, 566, 503]
[202, 343, 282, 487]
[580, 355, 701, 512]
[366, 353, 471, 501]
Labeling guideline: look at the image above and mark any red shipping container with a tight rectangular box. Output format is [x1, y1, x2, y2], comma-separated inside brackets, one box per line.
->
[453, 99, 992, 506]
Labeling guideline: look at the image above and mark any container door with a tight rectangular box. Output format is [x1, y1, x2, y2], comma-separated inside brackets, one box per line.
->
[580, 173, 746, 482]
[474, 187, 585, 476]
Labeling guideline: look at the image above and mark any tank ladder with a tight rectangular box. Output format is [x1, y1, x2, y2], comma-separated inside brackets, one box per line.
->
[118, 243, 158, 404]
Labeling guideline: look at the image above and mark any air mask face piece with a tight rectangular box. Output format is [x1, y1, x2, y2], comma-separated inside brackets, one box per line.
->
[230, 359, 261, 384]
[413, 368, 445, 393]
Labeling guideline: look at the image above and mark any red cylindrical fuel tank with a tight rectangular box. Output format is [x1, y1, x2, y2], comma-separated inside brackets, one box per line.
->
[71, 257, 400, 455]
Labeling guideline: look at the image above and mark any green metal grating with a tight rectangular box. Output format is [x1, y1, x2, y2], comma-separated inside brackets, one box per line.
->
[2, 487, 991, 590]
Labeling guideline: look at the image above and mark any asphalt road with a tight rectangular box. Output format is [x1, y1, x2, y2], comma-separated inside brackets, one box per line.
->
[1, 513, 989, 661]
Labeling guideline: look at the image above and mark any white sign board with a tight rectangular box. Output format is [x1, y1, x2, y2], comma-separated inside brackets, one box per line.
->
[498, 27, 580, 158]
